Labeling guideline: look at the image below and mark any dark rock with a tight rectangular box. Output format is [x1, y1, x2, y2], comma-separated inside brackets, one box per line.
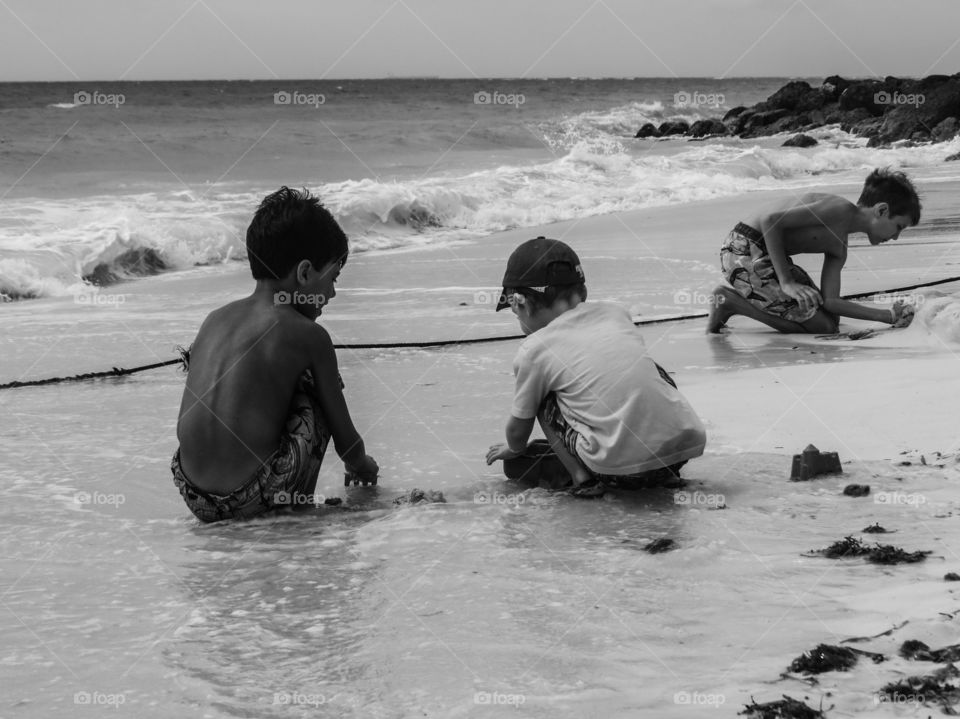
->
[689, 118, 728, 137]
[919, 74, 952, 90]
[741, 109, 790, 136]
[843, 484, 870, 497]
[851, 117, 883, 138]
[946, 152, 960, 161]
[766, 80, 814, 110]
[932, 117, 959, 141]
[723, 105, 749, 122]
[634, 122, 660, 138]
[946, 572, 960, 581]
[862, 523, 889, 534]
[882, 75, 911, 94]
[782, 133, 818, 148]
[767, 114, 809, 134]
[838, 80, 886, 115]
[323, 497, 343, 506]
[877, 105, 922, 142]
[658, 120, 689, 136]
[822, 75, 851, 99]
[867, 136, 887, 148]
[644, 538, 675, 554]
[838, 107, 873, 132]
[918, 78, 960, 127]
[730, 109, 756, 134]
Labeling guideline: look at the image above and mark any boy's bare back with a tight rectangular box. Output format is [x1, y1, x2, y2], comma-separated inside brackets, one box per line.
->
[176, 295, 327, 494]
[746, 192, 858, 258]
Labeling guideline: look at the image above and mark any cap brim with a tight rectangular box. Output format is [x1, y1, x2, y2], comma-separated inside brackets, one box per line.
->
[495, 288, 509, 311]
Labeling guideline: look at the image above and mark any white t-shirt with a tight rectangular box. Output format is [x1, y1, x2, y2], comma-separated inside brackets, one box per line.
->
[511, 302, 707, 475]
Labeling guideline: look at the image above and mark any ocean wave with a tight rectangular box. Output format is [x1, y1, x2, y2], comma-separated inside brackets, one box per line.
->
[911, 290, 960, 343]
[3, 132, 959, 301]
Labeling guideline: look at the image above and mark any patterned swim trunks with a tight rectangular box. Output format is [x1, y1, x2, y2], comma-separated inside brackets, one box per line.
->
[171, 371, 331, 523]
[720, 222, 819, 323]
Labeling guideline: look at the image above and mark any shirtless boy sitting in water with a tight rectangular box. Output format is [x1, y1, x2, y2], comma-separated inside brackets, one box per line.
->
[707, 168, 921, 334]
[172, 187, 378, 522]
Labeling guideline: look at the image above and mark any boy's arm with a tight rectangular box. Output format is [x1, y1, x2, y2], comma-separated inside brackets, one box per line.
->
[306, 324, 375, 470]
[819, 254, 897, 323]
[758, 196, 854, 314]
[505, 416, 535, 452]
[486, 416, 535, 464]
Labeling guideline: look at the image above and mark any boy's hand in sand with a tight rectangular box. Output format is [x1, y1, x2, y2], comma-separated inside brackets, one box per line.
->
[486, 443, 521, 465]
[347, 454, 379, 478]
[890, 300, 916, 328]
[782, 281, 822, 315]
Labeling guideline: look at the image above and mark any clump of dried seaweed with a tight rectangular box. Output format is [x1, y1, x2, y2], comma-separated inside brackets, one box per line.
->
[788, 644, 884, 674]
[806, 536, 930, 564]
[739, 695, 825, 718]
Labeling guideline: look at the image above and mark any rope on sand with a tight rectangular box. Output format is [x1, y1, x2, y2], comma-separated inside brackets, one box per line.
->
[2, 275, 959, 391]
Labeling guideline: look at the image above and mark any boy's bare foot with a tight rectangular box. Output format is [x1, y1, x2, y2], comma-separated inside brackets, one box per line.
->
[706, 287, 736, 333]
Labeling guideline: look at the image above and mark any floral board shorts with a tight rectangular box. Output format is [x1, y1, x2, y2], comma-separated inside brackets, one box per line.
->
[720, 222, 819, 323]
[172, 372, 331, 523]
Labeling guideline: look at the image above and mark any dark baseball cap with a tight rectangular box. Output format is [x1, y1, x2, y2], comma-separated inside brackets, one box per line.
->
[495, 236, 585, 311]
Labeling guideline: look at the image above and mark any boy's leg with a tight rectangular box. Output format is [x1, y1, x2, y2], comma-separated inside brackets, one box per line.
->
[537, 417, 593, 487]
[707, 285, 807, 333]
[800, 309, 839, 334]
[535, 393, 603, 496]
[708, 286, 839, 334]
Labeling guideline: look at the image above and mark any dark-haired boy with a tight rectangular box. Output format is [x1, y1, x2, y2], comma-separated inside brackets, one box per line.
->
[485, 236, 707, 496]
[707, 168, 922, 333]
[172, 187, 378, 522]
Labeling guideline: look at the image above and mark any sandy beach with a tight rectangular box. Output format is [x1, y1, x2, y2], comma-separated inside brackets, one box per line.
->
[3, 174, 960, 716]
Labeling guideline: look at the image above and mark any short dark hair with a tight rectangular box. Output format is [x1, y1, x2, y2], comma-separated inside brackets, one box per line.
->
[246, 187, 348, 280]
[857, 168, 921, 225]
[510, 283, 587, 312]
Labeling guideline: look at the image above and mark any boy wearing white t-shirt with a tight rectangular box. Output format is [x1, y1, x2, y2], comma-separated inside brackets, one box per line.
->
[485, 237, 707, 496]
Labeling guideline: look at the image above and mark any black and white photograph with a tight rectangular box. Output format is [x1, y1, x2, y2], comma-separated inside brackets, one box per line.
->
[3, 1, 960, 716]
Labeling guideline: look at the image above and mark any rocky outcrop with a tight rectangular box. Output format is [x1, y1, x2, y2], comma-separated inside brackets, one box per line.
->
[782, 133, 818, 148]
[658, 120, 689, 136]
[634, 122, 660, 138]
[688, 118, 727, 137]
[636, 74, 960, 148]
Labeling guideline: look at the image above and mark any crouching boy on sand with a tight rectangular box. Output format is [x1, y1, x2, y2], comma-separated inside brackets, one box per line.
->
[707, 168, 922, 334]
[485, 236, 707, 497]
[172, 187, 378, 522]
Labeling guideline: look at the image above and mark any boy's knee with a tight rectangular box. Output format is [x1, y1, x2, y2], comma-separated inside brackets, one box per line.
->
[802, 313, 838, 334]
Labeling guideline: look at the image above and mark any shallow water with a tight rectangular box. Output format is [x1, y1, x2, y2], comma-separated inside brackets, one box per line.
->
[3, 329, 960, 717]
[4, 169, 960, 716]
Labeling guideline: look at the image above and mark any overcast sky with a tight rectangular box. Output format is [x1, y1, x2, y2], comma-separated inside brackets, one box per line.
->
[3, 0, 959, 81]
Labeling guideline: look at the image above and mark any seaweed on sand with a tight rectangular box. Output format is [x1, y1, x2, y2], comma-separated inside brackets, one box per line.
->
[861, 523, 890, 534]
[643, 538, 675, 554]
[807, 536, 931, 564]
[393, 489, 446, 505]
[879, 663, 960, 711]
[788, 644, 884, 674]
[900, 640, 960, 663]
[739, 695, 826, 718]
